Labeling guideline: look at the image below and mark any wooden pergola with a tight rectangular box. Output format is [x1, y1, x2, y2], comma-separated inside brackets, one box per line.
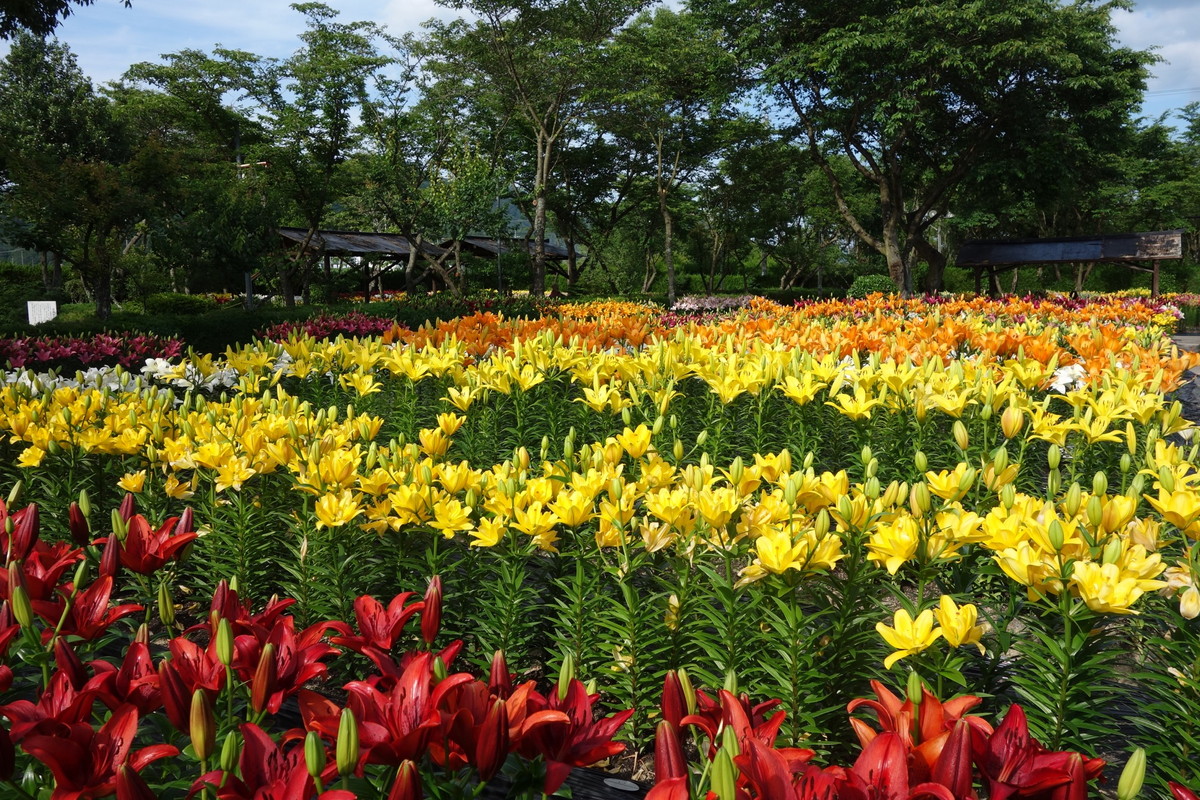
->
[956, 230, 1184, 296]
[278, 227, 451, 298]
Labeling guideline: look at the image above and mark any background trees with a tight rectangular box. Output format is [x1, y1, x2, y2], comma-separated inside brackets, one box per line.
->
[1, 0, 1197, 307]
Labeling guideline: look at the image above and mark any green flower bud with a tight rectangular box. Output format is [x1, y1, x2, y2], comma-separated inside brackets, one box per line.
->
[336, 708, 359, 778]
[305, 730, 327, 780]
[1117, 748, 1146, 800]
[1093, 471, 1109, 497]
[6, 481, 21, 508]
[216, 618, 234, 667]
[219, 731, 240, 774]
[557, 652, 575, 702]
[78, 489, 91, 518]
[711, 748, 737, 800]
[1048, 445, 1061, 471]
[914, 451, 928, 473]
[1064, 483, 1082, 517]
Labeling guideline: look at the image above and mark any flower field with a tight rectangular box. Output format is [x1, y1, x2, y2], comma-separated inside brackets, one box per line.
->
[2, 292, 1200, 798]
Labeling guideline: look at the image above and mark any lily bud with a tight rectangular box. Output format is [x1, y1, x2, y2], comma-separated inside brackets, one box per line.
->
[158, 581, 176, 629]
[1000, 483, 1016, 510]
[336, 708, 359, 777]
[432, 656, 448, 682]
[621, 407, 632, 427]
[673, 439, 683, 462]
[251, 643, 277, 713]
[219, 731, 240, 774]
[68, 502, 90, 546]
[720, 723, 740, 757]
[1048, 445, 1061, 471]
[654, 720, 686, 782]
[711, 747, 737, 800]
[1159, 465, 1176, 494]
[6, 481, 21, 508]
[907, 671, 923, 704]
[111, 509, 128, 543]
[215, 618, 234, 667]
[557, 652, 575, 702]
[723, 669, 738, 695]
[1117, 748, 1146, 800]
[1093, 471, 1108, 497]
[304, 730, 326, 780]
[1047, 520, 1065, 552]
[1064, 483, 1082, 517]
[488, 650, 512, 698]
[190, 689, 215, 762]
[992, 446, 1009, 475]
[911, 482, 932, 517]
[118, 492, 136, 522]
[1001, 405, 1024, 438]
[914, 451, 928, 473]
[391, 760, 422, 800]
[421, 576, 442, 645]
[696, 430, 708, 447]
[9, 582, 33, 629]
[866, 458, 879, 479]
[1085, 495, 1103, 530]
[677, 668, 697, 716]
[952, 421, 969, 451]
[1102, 536, 1124, 566]
[476, 700, 509, 782]
[1120, 453, 1132, 474]
[1047, 469, 1061, 498]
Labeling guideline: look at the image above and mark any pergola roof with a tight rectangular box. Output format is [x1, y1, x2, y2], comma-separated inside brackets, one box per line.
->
[450, 236, 577, 261]
[278, 227, 449, 259]
[956, 230, 1183, 267]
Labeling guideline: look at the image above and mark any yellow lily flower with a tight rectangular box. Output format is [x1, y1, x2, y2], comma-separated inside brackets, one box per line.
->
[876, 608, 942, 669]
[315, 490, 361, 529]
[933, 596, 987, 654]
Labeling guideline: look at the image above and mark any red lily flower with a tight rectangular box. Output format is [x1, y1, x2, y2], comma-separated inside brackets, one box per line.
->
[191, 723, 354, 800]
[840, 732, 954, 800]
[35, 575, 142, 642]
[3, 542, 81, 604]
[387, 760, 422, 800]
[110, 513, 198, 575]
[191, 580, 301, 642]
[848, 681, 992, 781]
[972, 704, 1103, 800]
[86, 640, 161, 715]
[2, 669, 97, 742]
[329, 591, 423, 660]
[231, 617, 341, 715]
[515, 677, 634, 796]
[21, 703, 177, 800]
[681, 688, 788, 759]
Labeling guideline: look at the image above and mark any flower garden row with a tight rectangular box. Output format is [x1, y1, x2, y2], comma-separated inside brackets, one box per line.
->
[2, 292, 1200, 797]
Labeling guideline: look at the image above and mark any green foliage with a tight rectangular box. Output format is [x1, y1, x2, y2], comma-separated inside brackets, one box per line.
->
[847, 274, 898, 298]
[144, 292, 219, 315]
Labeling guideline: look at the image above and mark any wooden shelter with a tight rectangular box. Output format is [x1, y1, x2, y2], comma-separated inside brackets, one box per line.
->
[955, 230, 1184, 295]
[278, 227, 451, 298]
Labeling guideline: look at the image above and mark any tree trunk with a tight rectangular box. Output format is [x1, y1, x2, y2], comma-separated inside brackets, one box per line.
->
[531, 193, 548, 295]
[94, 262, 112, 320]
[565, 235, 580, 288]
[914, 237, 947, 294]
[405, 239, 418, 294]
[660, 190, 676, 307]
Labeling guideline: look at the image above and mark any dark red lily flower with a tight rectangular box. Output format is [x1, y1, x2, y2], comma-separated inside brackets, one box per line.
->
[35, 575, 142, 642]
[842, 732, 954, 800]
[421, 576, 442, 645]
[849, 681, 992, 782]
[86, 640, 161, 715]
[163, 636, 227, 697]
[191, 723, 355, 800]
[515, 677, 634, 796]
[654, 720, 688, 784]
[1, 669, 97, 742]
[21, 703, 177, 800]
[972, 704, 1102, 800]
[0, 723, 14, 782]
[330, 591, 423, 658]
[115, 764, 157, 800]
[192, 580, 308, 643]
[681, 688, 788, 759]
[112, 513, 199, 575]
[3, 543, 81, 604]
[231, 617, 340, 715]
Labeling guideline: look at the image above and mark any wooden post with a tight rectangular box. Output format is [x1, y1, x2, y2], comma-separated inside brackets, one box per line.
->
[1152, 261, 1160, 297]
[974, 266, 982, 294]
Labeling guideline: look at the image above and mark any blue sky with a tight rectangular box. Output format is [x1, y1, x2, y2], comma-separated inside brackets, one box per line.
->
[11, 0, 1200, 127]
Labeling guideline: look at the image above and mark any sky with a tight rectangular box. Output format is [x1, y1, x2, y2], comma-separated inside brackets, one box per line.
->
[10, 0, 1200, 127]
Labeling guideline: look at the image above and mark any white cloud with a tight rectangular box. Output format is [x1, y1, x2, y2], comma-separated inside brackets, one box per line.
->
[1112, 0, 1200, 121]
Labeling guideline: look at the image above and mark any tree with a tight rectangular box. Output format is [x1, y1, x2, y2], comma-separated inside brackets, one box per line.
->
[225, 2, 397, 304]
[603, 8, 738, 304]
[422, 0, 649, 293]
[0, 32, 112, 290]
[692, 0, 1153, 293]
[0, 0, 129, 39]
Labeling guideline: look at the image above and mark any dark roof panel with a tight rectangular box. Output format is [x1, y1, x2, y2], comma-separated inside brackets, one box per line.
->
[957, 230, 1183, 267]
